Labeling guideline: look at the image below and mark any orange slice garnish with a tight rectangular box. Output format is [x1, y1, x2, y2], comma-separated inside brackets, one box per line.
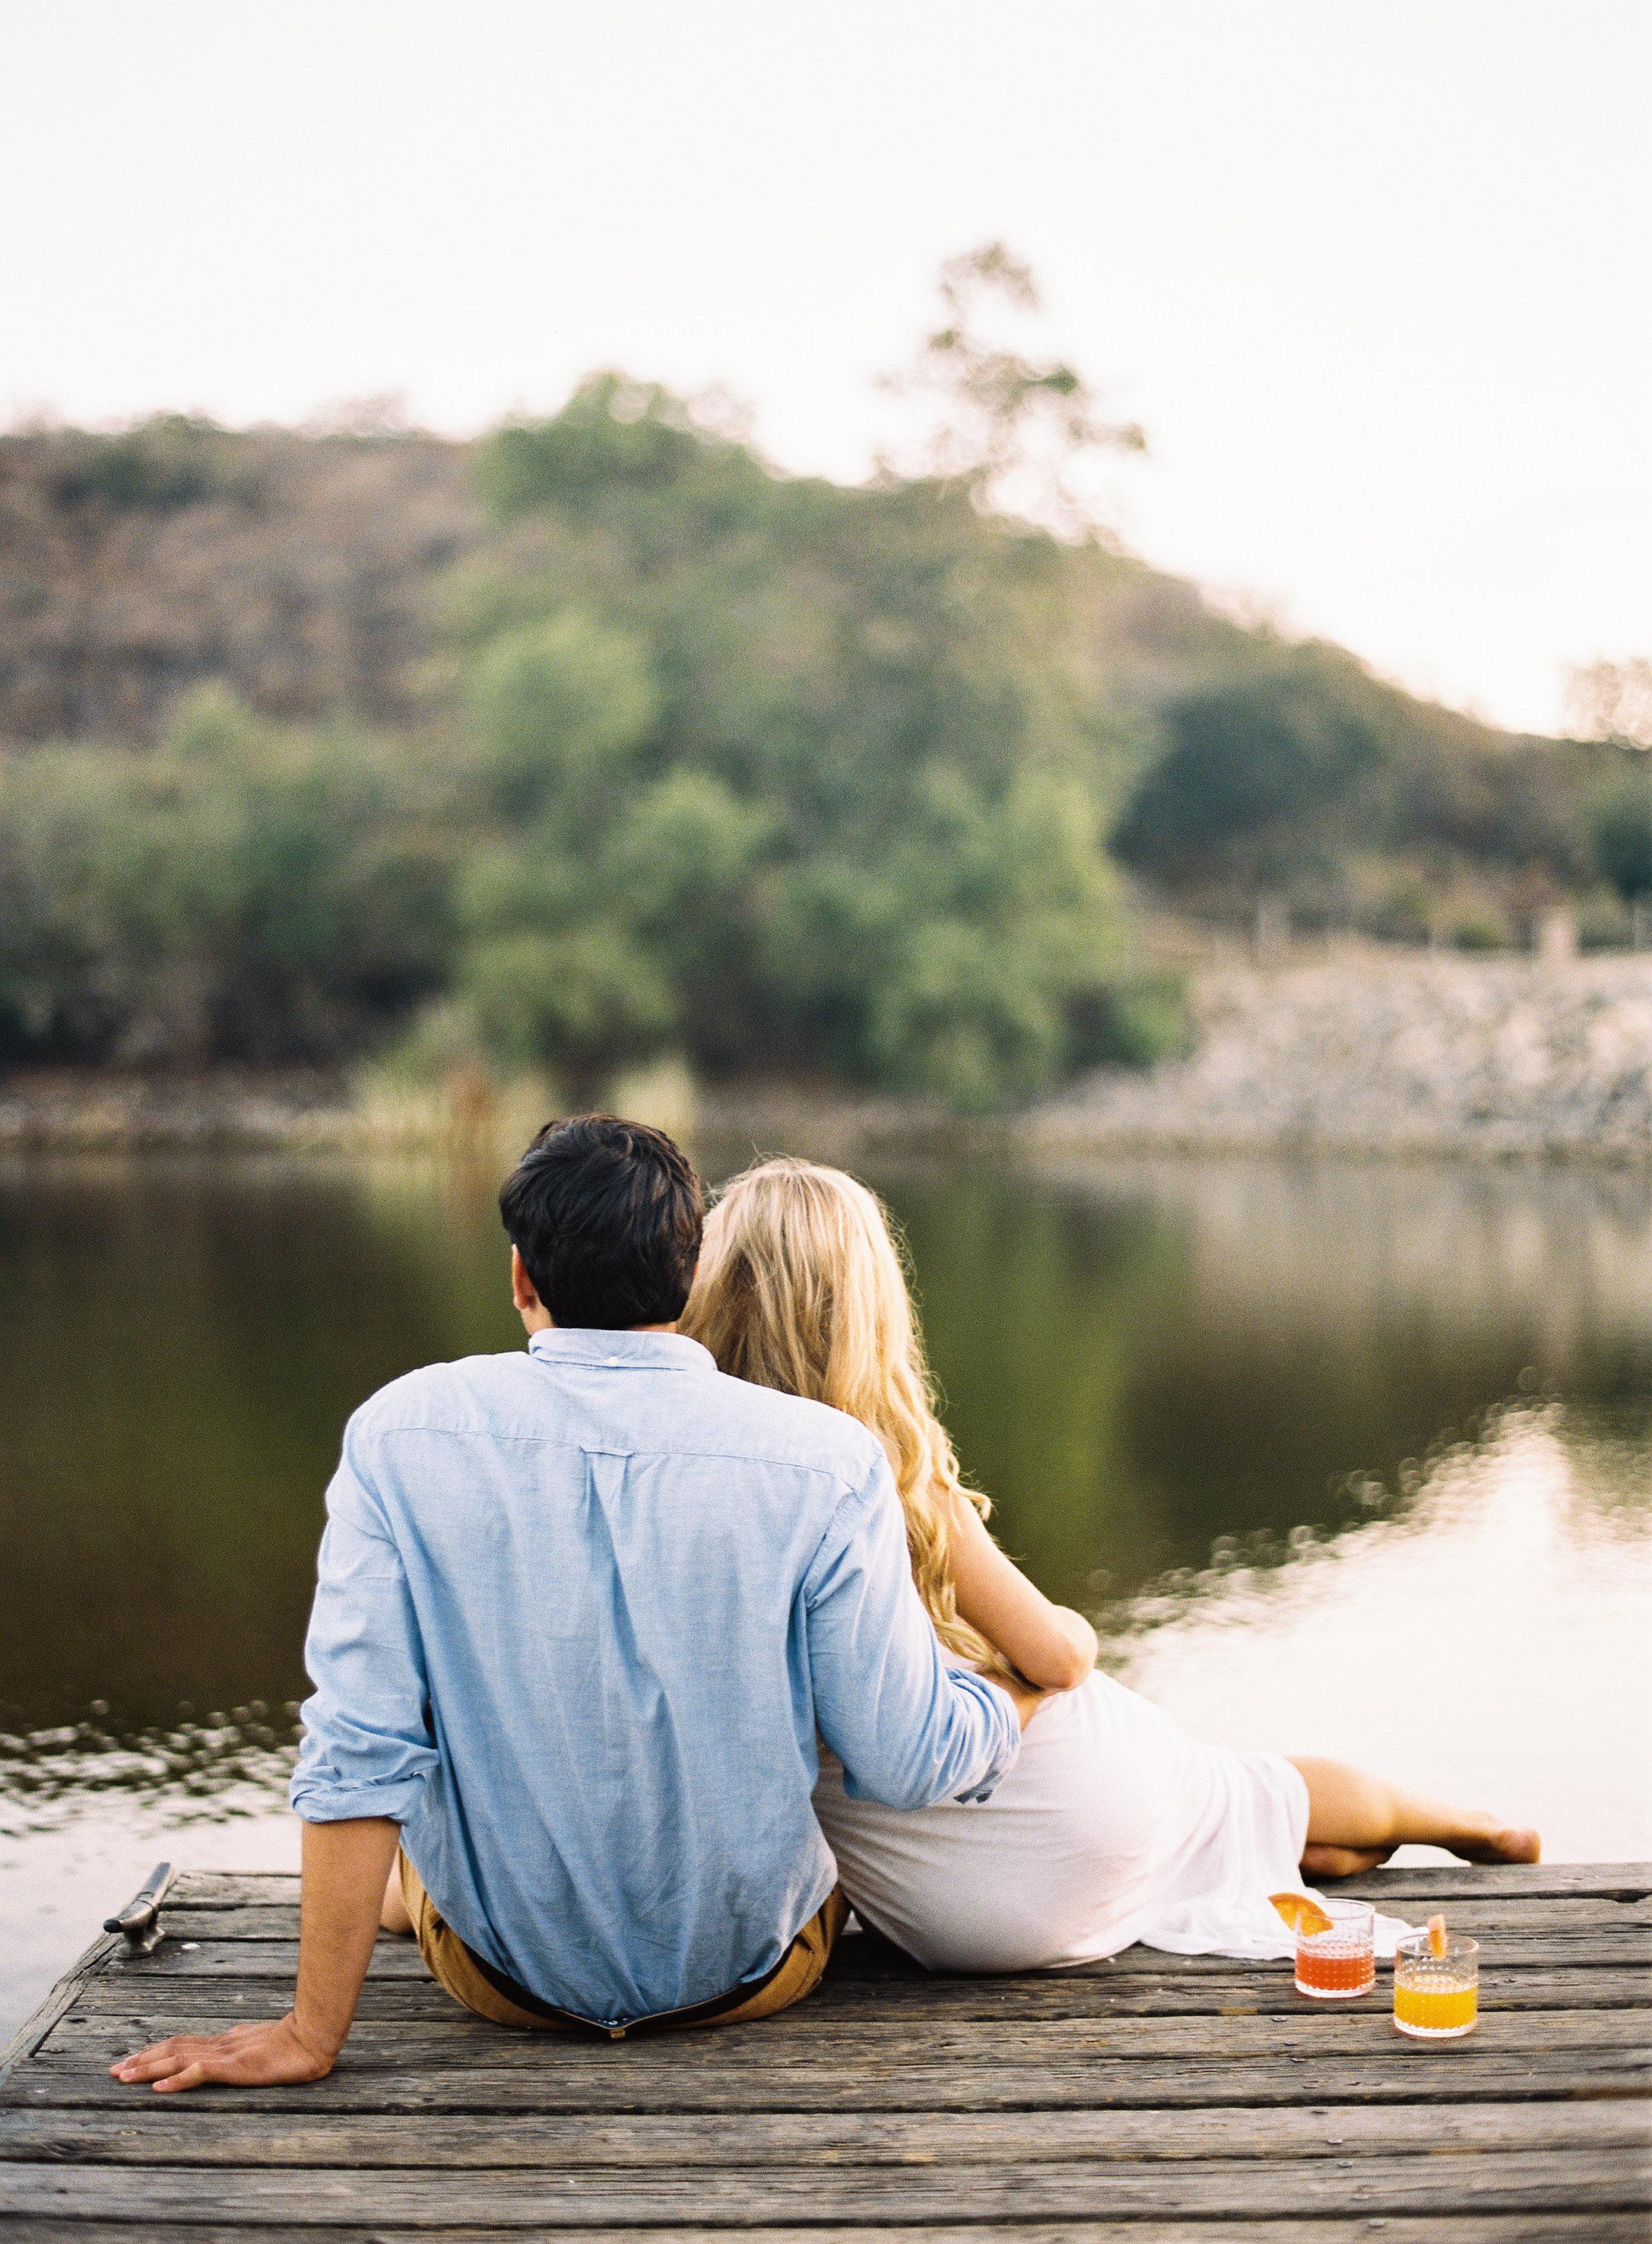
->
[1426, 1913, 1448, 1958]
[1270, 1891, 1334, 1937]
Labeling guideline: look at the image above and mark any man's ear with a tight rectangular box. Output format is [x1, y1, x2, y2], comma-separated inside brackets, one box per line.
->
[510, 1247, 540, 1316]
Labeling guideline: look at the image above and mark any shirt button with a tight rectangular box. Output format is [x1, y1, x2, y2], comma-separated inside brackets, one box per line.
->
[606, 1358, 620, 1368]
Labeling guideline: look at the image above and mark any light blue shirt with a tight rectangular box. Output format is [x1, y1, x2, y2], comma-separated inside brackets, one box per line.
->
[290, 1326, 1019, 2028]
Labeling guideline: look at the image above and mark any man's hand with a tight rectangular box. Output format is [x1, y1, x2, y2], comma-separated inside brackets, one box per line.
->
[111, 1815, 402, 2096]
[112, 2011, 335, 2094]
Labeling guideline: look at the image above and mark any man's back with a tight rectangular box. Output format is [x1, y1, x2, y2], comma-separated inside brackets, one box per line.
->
[292, 1325, 1018, 2027]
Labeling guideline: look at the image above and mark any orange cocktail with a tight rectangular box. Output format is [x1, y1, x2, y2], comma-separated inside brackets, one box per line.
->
[1394, 1929, 1479, 2038]
[1292, 1899, 1375, 1998]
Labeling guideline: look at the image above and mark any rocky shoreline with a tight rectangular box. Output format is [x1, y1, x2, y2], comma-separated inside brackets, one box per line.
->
[1034, 950, 1652, 1164]
[3, 952, 1649, 1165]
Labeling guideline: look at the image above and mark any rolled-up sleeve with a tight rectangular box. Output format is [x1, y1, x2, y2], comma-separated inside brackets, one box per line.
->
[289, 1413, 439, 1826]
[804, 1454, 1020, 1810]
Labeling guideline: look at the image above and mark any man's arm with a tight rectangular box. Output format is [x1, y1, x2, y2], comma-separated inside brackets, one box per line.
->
[805, 1453, 1040, 1811]
[116, 1409, 437, 2094]
[113, 1818, 399, 2092]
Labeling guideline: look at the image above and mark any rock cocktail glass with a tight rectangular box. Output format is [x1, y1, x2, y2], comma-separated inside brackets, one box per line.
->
[1394, 1919, 1479, 2037]
[1280, 1896, 1375, 1997]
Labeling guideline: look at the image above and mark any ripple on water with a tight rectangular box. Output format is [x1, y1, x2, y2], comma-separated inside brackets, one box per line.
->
[0, 1704, 300, 1836]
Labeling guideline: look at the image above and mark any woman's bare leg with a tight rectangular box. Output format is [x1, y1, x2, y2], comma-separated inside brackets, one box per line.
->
[1289, 1757, 1541, 1878]
[379, 1859, 414, 1935]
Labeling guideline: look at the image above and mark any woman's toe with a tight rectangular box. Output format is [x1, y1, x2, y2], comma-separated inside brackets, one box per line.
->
[1456, 1824, 1541, 1864]
[1492, 1826, 1541, 1863]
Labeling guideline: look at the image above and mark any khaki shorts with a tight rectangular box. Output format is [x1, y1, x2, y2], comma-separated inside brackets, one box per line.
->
[398, 1850, 846, 2038]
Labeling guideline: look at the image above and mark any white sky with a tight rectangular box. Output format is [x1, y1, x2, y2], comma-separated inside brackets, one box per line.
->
[5, 0, 1647, 734]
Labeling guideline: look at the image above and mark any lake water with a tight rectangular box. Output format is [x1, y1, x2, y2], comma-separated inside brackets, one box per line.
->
[2, 1145, 1650, 2036]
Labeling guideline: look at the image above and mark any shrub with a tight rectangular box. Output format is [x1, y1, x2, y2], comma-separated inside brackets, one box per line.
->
[1590, 769, 1652, 905]
[1447, 907, 1510, 953]
[1067, 971, 1192, 1071]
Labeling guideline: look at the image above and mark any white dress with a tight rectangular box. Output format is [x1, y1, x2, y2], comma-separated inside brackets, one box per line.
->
[814, 1669, 1410, 1970]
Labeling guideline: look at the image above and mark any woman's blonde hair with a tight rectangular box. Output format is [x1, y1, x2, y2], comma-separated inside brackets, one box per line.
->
[683, 1158, 1004, 1672]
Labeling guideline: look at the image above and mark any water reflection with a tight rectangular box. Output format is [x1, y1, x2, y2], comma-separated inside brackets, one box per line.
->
[892, 1154, 1652, 1604]
[1122, 1399, 1652, 1865]
[0, 1155, 522, 1737]
[0, 1149, 1648, 2029]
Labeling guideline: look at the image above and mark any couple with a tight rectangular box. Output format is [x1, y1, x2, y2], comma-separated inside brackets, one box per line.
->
[115, 1116, 1537, 2090]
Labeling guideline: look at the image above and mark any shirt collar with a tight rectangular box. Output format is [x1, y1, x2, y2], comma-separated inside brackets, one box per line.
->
[528, 1328, 716, 1374]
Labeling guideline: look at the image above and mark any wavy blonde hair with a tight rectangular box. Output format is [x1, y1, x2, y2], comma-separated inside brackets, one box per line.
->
[683, 1158, 1006, 1673]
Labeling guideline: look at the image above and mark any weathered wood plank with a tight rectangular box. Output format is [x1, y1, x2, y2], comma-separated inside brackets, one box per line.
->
[156, 1861, 1652, 1907]
[13, 2042, 1647, 2116]
[0, 1935, 119, 2084]
[164, 1874, 300, 1904]
[1339, 1864, 1652, 1903]
[56, 1960, 1648, 2024]
[2, 2144, 1647, 2225]
[34, 2005, 1650, 2067]
[4, 2096, 1644, 2171]
[6, 2219, 1649, 2244]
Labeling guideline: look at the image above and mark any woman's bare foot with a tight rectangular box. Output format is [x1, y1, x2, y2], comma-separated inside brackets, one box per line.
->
[1290, 1758, 1543, 1877]
[1302, 1824, 1540, 1878]
[1451, 1823, 1541, 1865]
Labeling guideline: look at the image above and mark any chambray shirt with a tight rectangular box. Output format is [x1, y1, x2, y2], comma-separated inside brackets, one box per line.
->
[290, 1326, 1019, 2028]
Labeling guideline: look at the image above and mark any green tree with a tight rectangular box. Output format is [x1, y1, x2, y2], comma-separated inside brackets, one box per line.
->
[0, 744, 233, 1058]
[1590, 767, 1652, 905]
[464, 611, 659, 823]
[452, 610, 752, 1087]
[1112, 669, 1381, 880]
[461, 370, 1143, 1105]
[459, 924, 674, 1079]
[0, 698, 455, 1064]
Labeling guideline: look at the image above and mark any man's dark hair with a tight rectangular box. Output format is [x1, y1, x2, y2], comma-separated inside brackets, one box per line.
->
[499, 1115, 704, 1330]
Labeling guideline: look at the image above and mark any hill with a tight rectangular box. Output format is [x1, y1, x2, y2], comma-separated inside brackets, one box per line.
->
[0, 388, 1639, 1106]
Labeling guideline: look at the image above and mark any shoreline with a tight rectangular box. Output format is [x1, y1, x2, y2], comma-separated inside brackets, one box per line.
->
[5, 951, 1649, 1169]
[2, 1069, 1648, 1170]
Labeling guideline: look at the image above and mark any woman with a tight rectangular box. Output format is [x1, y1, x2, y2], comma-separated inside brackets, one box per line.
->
[683, 1158, 1539, 1972]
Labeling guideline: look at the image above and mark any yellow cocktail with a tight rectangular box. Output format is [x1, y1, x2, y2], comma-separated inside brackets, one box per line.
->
[1393, 1929, 1479, 2038]
[1394, 1979, 1478, 2033]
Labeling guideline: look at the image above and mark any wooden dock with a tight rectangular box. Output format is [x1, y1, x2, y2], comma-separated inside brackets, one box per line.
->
[2, 1862, 1648, 2240]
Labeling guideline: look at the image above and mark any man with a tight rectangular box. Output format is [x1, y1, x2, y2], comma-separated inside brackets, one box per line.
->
[115, 1116, 1038, 2090]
